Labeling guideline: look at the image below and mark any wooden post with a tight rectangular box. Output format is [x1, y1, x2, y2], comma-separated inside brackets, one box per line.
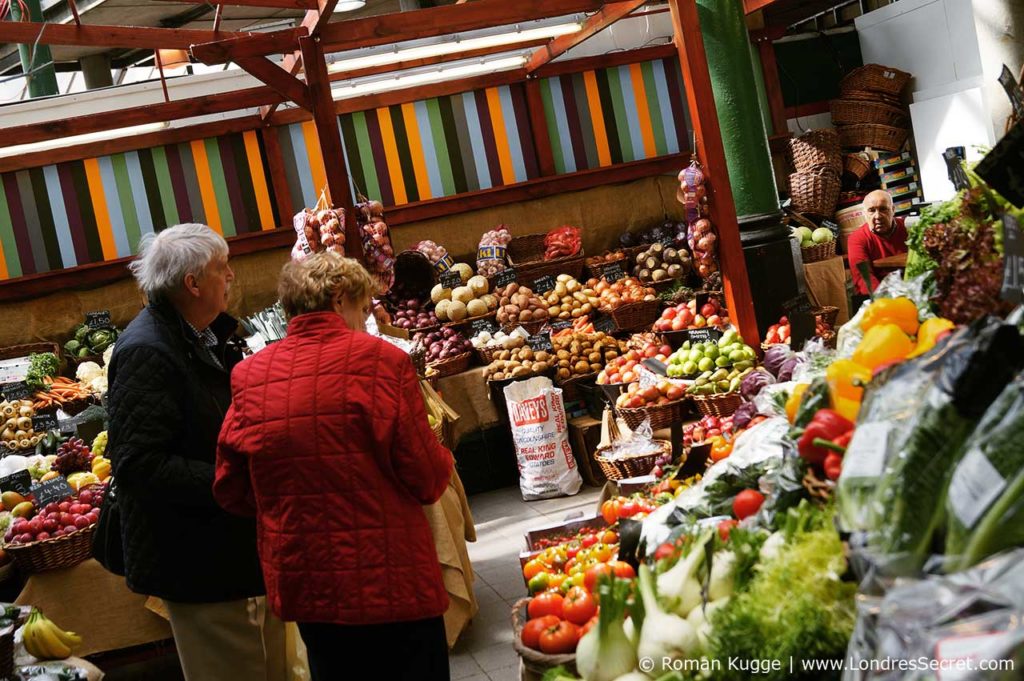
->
[259, 126, 294, 225]
[524, 80, 556, 177]
[298, 34, 363, 262]
[666, 0, 758, 347]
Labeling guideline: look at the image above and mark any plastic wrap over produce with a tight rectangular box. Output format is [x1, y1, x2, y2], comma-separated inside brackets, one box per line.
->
[844, 548, 1024, 681]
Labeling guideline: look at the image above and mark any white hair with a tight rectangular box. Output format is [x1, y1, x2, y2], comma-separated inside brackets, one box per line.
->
[129, 224, 229, 301]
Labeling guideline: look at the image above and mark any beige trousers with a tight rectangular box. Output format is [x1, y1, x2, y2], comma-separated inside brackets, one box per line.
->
[165, 597, 288, 681]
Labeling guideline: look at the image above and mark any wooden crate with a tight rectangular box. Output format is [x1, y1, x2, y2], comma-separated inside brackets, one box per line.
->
[568, 415, 606, 486]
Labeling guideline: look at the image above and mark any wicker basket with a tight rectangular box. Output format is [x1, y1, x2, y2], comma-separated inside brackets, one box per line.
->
[512, 599, 576, 677]
[0, 342, 64, 377]
[508, 232, 585, 283]
[789, 168, 841, 217]
[557, 372, 597, 403]
[787, 129, 841, 173]
[831, 99, 907, 127]
[618, 397, 688, 431]
[840, 64, 911, 97]
[391, 250, 437, 301]
[6, 524, 96, 574]
[838, 124, 909, 153]
[500, 318, 548, 336]
[843, 153, 873, 181]
[692, 392, 742, 418]
[584, 252, 628, 280]
[813, 305, 840, 329]
[596, 439, 671, 481]
[474, 343, 507, 365]
[425, 352, 472, 379]
[443, 310, 497, 331]
[609, 299, 662, 333]
[800, 240, 837, 264]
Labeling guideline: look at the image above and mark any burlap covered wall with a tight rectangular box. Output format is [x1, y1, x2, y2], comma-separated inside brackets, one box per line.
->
[0, 174, 683, 348]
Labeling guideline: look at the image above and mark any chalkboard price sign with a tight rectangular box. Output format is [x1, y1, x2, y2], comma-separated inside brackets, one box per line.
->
[548, 319, 572, 331]
[85, 310, 112, 330]
[31, 475, 75, 507]
[439, 271, 463, 290]
[532, 275, 556, 295]
[527, 334, 554, 353]
[470, 318, 499, 336]
[593, 313, 617, 334]
[602, 262, 626, 283]
[782, 292, 816, 348]
[494, 268, 518, 288]
[686, 328, 722, 344]
[0, 470, 31, 496]
[0, 382, 31, 402]
[32, 414, 58, 434]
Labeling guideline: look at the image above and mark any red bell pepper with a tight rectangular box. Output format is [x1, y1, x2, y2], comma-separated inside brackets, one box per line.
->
[797, 409, 854, 465]
[823, 452, 844, 480]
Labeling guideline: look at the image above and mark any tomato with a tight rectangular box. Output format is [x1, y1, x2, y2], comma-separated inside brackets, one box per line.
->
[528, 592, 564, 619]
[654, 541, 676, 562]
[539, 620, 580, 654]
[591, 543, 614, 563]
[568, 572, 586, 590]
[523, 558, 548, 580]
[564, 557, 577, 575]
[565, 542, 581, 561]
[563, 586, 598, 625]
[546, 574, 567, 592]
[580, 613, 599, 637]
[607, 560, 636, 580]
[584, 563, 614, 593]
[717, 519, 738, 541]
[618, 500, 640, 518]
[580, 533, 598, 548]
[528, 572, 552, 594]
[521, 615, 560, 650]
[732, 489, 765, 520]
[601, 499, 621, 524]
[600, 530, 618, 545]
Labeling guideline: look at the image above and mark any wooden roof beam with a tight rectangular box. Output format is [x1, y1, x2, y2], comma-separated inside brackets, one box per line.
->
[525, 0, 646, 74]
[190, 26, 309, 64]
[152, 0, 320, 8]
[0, 86, 283, 148]
[0, 20, 288, 50]
[320, 0, 606, 51]
[236, 56, 312, 110]
[260, 0, 338, 121]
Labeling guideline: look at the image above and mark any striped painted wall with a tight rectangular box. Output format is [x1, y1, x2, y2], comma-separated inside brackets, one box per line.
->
[277, 84, 540, 210]
[539, 58, 690, 174]
[0, 130, 278, 281]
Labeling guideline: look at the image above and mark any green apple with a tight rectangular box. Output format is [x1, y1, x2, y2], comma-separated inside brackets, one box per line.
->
[812, 227, 834, 244]
[792, 227, 813, 244]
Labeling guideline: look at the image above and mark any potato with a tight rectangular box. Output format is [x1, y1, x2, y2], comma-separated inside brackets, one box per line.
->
[535, 351, 550, 362]
[557, 350, 570, 360]
[512, 366, 529, 377]
[559, 359, 571, 368]
[498, 350, 511, 361]
[590, 363, 602, 373]
[588, 352, 602, 363]
[554, 283, 568, 298]
[506, 283, 519, 295]
[557, 368, 571, 380]
[520, 347, 534, 361]
[574, 360, 590, 374]
[571, 309, 583, 319]
[521, 360, 533, 370]
[535, 308, 549, 319]
[559, 312, 571, 320]
[557, 274, 572, 283]
[567, 280, 581, 294]
[535, 361, 549, 372]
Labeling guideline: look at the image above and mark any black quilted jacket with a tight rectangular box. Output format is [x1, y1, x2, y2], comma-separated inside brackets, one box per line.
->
[106, 302, 264, 602]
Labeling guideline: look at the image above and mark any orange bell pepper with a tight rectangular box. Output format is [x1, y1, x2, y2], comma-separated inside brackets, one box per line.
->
[709, 435, 733, 462]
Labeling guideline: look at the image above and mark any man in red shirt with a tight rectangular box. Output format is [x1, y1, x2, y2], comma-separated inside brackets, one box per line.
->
[847, 189, 908, 295]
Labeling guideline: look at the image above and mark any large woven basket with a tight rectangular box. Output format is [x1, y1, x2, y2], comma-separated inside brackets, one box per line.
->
[801, 240, 837, 264]
[610, 299, 662, 333]
[843, 153, 873, 181]
[831, 99, 907, 127]
[508, 232, 585, 283]
[6, 524, 95, 574]
[585, 252, 628, 280]
[596, 439, 671, 481]
[391, 250, 437, 301]
[692, 392, 742, 418]
[618, 397, 687, 431]
[426, 351, 472, 379]
[501, 318, 548, 336]
[474, 343, 507, 365]
[0, 342, 64, 377]
[813, 305, 840, 329]
[789, 168, 841, 217]
[840, 64, 911, 97]
[788, 129, 841, 173]
[512, 599, 576, 677]
[838, 124, 909, 153]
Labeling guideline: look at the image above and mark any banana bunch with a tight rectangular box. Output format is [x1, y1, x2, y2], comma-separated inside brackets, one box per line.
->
[22, 608, 81, 660]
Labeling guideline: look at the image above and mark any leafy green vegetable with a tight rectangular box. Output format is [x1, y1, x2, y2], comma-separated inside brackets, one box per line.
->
[707, 504, 856, 680]
[25, 352, 59, 392]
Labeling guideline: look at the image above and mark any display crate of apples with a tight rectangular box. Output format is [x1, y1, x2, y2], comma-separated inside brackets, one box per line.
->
[1, 432, 111, 573]
[653, 297, 730, 338]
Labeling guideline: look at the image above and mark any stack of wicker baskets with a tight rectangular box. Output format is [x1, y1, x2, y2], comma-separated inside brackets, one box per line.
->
[787, 129, 841, 217]
[831, 64, 911, 154]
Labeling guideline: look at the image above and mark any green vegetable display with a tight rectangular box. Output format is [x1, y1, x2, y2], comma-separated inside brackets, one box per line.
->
[65, 322, 119, 360]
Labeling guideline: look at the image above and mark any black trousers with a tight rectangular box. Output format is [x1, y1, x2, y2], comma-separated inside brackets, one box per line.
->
[298, 616, 450, 681]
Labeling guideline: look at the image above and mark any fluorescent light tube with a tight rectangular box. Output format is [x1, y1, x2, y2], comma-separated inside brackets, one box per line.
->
[327, 22, 581, 73]
[0, 122, 170, 159]
[335, 0, 366, 10]
[332, 56, 527, 98]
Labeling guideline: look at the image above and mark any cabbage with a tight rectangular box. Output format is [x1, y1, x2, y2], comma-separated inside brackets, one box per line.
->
[732, 401, 761, 430]
[777, 355, 804, 382]
[740, 368, 775, 401]
[762, 345, 793, 377]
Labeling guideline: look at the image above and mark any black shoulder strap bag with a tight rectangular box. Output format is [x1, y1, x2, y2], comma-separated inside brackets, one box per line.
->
[91, 478, 125, 576]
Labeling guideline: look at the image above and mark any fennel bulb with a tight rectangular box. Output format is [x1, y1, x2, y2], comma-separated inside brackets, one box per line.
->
[637, 564, 700, 676]
[576, 576, 637, 681]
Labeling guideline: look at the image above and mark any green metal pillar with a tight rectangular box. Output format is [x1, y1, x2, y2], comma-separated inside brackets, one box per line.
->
[696, 0, 778, 217]
[9, 0, 59, 98]
[695, 0, 803, 335]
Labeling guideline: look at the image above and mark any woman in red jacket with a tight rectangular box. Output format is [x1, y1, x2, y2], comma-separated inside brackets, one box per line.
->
[214, 252, 454, 681]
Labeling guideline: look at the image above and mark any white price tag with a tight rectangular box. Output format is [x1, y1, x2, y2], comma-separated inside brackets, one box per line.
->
[948, 447, 1007, 528]
[936, 631, 1016, 681]
[840, 422, 891, 479]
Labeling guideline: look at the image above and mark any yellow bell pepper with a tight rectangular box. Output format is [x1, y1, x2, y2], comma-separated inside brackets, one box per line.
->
[908, 317, 955, 358]
[832, 396, 862, 423]
[861, 297, 920, 336]
[852, 323, 914, 370]
[785, 383, 809, 424]
[826, 359, 873, 403]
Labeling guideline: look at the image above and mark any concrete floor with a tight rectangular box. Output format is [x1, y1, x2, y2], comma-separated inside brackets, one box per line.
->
[449, 485, 605, 681]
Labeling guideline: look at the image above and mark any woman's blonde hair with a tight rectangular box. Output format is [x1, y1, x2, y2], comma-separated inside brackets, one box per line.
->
[278, 252, 375, 319]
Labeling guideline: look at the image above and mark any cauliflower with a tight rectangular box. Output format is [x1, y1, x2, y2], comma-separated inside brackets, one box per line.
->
[88, 375, 108, 396]
[76, 361, 103, 383]
[102, 345, 114, 368]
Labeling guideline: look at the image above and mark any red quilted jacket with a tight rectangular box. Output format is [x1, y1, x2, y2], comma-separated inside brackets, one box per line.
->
[214, 312, 454, 625]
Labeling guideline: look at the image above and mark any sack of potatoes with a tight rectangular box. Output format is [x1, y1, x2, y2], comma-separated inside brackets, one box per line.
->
[483, 340, 553, 381]
[432, 273, 498, 323]
[635, 243, 693, 284]
[494, 283, 551, 328]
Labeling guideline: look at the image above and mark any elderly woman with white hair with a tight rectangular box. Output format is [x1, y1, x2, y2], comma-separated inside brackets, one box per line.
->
[105, 224, 286, 681]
